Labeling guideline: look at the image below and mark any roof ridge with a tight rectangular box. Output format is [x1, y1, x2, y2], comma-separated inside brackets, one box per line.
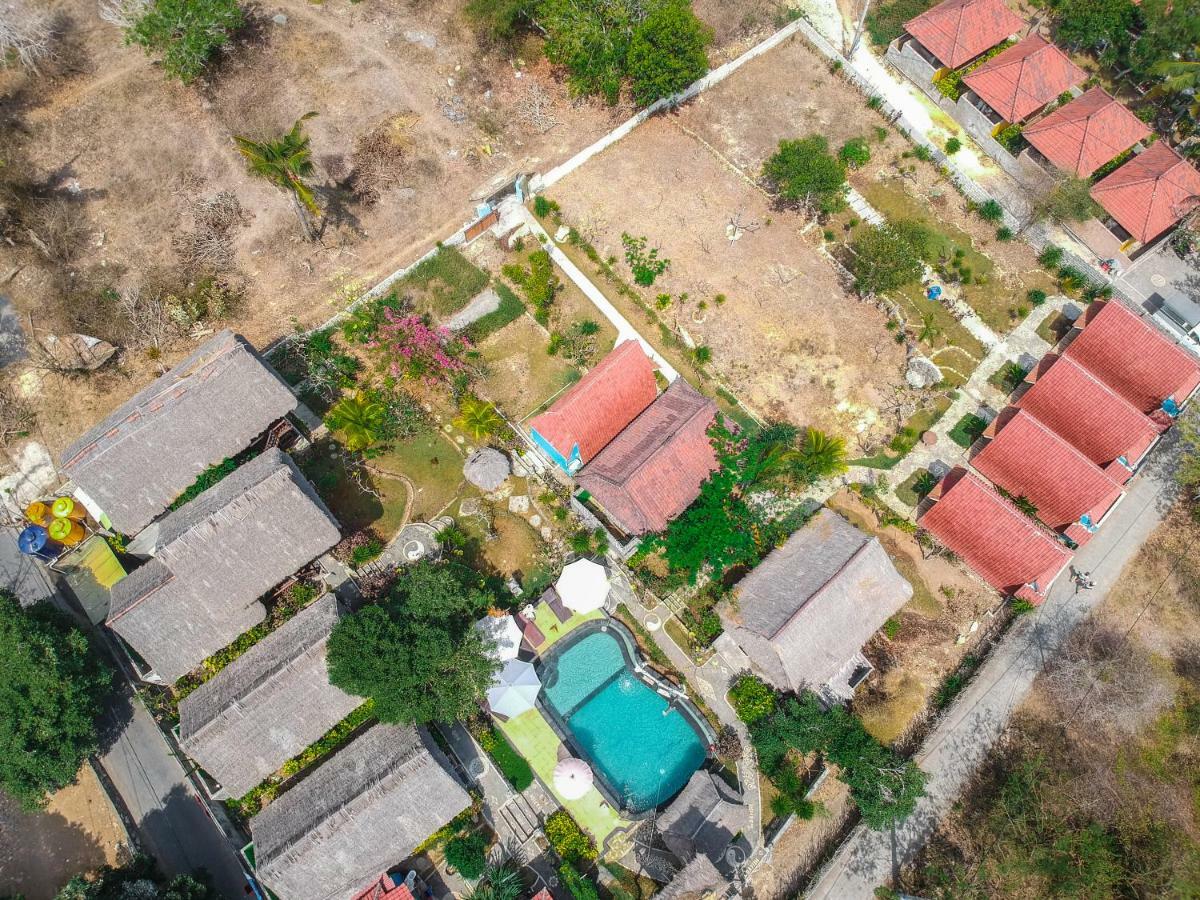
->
[958, 469, 1068, 555]
[766, 528, 874, 640]
[1052, 355, 1157, 426]
[1011, 410, 1124, 489]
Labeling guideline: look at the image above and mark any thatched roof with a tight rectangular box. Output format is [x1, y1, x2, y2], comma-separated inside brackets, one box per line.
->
[721, 509, 912, 692]
[463, 448, 511, 491]
[59, 331, 297, 535]
[657, 855, 729, 900]
[107, 449, 340, 683]
[659, 770, 747, 866]
[251, 723, 470, 900]
[178, 594, 363, 798]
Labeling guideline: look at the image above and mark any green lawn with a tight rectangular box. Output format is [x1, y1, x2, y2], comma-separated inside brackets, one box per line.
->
[370, 431, 468, 522]
[895, 467, 935, 506]
[948, 413, 988, 448]
[401, 246, 490, 318]
[299, 440, 408, 538]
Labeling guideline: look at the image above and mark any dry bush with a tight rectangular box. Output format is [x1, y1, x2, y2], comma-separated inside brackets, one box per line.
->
[0, 1, 54, 72]
[172, 189, 248, 274]
[0, 380, 35, 448]
[98, 0, 148, 29]
[515, 82, 559, 134]
[1042, 620, 1170, 732]
[349, 115, 416, 205]
[20, 196, 90, 264]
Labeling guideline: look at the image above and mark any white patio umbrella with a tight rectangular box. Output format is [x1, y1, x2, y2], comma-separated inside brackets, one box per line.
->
[486, 659, 541, 717]
[556, 559, 610, 613]
[475, 614, 523, 662]
[553, 758, 594, 800]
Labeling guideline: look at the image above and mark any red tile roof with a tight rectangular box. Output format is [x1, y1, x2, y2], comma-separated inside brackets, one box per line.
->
[1022, 88, 1151, 177]
[576, 378, 719, 535]
[903, 0, 1024, 68]
[351, 875, 414, 900]
[1063, 300, 1200, 414]
[919, 467, 1073, 602]
[1090, 142, 1200, 244]
[528, 340, 658, 465]
[963, 35, 1086, 123]
[1014, 354, 1163, 473]
[971, 409, 1123, 537]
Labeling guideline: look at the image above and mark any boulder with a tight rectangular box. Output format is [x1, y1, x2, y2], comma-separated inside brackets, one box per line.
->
[906, 354, 942, 389]
[463, 448, 511, 492]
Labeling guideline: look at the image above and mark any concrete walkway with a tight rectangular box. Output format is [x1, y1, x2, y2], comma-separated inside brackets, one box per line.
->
[512, 203, 680, 382]
[807, 432, 1183, 898]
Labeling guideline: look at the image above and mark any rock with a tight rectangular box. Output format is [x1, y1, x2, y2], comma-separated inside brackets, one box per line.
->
[906, 354, 942, 389]
[41, 334, 116, 371]
[541, 526, 553, 541]
[554, 225, 570, 242]
[511, 458, 528, 478]
[529, 514, 542, 528]
[272, 13, 288, 24]
[508, 494, 530, 514]
[459, 498, 482, 517]
[464, 448, 511, 492]
[403, 29, 437, 48]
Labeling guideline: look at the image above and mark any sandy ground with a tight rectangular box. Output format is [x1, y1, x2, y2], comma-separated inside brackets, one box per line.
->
[0, 764, 130, 899]
[544, 111, 906, 437]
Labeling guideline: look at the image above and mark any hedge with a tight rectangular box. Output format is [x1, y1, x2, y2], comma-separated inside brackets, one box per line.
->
[465, 282, 527, 342]
[478, 726, 533, 791]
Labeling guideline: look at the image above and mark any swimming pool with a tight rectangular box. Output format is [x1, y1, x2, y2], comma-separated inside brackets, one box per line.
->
[538, 621, 710, 814]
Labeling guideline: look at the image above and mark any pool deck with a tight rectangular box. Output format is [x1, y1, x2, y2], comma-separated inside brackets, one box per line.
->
[497, 602, 632, 851]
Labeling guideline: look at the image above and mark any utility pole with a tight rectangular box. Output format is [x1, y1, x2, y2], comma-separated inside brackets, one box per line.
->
[849, 0, 872, 58]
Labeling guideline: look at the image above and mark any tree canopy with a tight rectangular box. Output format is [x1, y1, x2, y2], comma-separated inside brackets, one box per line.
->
[848, 222, 927, 294]
[126, 0, 244, 84]
[0, 592, 112, 808]
[57, 855, 215, 900]
[327, 562, 500, 724]
[627, 0, 713, 106]
[762, 136, 848, 215]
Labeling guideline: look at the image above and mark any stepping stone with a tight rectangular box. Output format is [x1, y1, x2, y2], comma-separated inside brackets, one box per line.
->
[529, 514, 542, 528]
[540, 526, 552, 540]
[508, 495, 529, 514]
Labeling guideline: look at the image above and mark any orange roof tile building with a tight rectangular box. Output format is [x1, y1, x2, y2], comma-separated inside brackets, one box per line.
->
[1090, 142, 1200, 245]
[902, 0, 1023, 68]
[963, 35, 1085, 124]
[1023, 88, 1151, 177]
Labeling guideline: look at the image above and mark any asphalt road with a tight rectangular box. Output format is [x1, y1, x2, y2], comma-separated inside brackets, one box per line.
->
[807, 436, 1182, 898]
[97, 685, 251, 900]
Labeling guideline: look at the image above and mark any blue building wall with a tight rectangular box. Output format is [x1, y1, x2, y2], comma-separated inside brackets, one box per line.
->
[530, 428, 582, 473]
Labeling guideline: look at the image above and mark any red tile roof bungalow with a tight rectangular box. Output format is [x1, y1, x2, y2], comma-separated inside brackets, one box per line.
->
[971, 409, 1124, 546]
[1022, 88, 1151, 177]
[351, 874, 414, 900]
[1014, 354, 1165, 480]
[919, 468, 1073, 603]
[1063, 300, 1200, 416]
[962, 35, 1086, 125]
[901, 0, 1024, 69]
[576, 378, 719, 537]
[1090, 142, 1200, 248]
[527, 340, 659, 473]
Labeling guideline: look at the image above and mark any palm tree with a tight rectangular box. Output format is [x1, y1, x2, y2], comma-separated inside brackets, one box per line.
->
[455, 396, 503, 440]
[1149, 57, 1200, 134]
[324, 392, 388, 452]
[917, 311, 942, 346]
[797, 427, 848, 481]
[464, 864, 524, 900]
[234, 112, 322, 240]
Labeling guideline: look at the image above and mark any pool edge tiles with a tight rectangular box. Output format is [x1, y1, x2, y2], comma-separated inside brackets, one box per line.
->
[535, 618, 712, 817]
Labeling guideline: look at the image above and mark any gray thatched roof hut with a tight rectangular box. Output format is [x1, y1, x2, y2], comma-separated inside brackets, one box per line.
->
[720, 508, 912, 695]
[178, 594, 363, 798]
[658, 770, 747, 867]
[463, 448, 511, 492]
[251, 723, 470, 900]
[107, 448, 340, 683]
[59, 330, 297, 535]
[657, 855, 729, 900]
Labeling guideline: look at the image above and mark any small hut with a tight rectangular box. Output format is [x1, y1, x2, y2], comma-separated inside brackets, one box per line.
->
[463, 448, 511, 492]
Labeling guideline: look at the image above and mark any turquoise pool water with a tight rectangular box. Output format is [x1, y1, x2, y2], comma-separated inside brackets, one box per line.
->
[541, 626, 708, 813]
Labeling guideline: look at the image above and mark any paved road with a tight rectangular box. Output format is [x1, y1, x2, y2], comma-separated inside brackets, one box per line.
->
[807, 435, 1181, 898]
[97, 685, 250, 899]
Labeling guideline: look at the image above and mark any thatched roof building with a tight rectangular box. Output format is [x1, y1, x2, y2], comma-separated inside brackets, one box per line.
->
[720, 509, 912, 695]
[59, 330, 297, 535]
[178, 594, 363, 798]
[657, 855, 729, 900]
[658, 770, 747, 867]
[251, 723, 470, 900]
[463, 448, 511, 492]
[107, 449, 340, 683]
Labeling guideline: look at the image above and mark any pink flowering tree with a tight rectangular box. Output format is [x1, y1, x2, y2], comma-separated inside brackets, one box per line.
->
[370, 311, 471, 387]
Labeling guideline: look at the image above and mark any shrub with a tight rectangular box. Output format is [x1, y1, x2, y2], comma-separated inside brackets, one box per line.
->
[621, 233, 670, 286]
[559, 863, 600, 900]
[867, 95, 883, 110]
[945, 136, 962, 154]
[762, 135, 848, 215]
[729, 674, 776, 724]
[978, 199, 1004, 222]
[838, 137, 872, 169]
[1057, 265, 1086, 292]
[874, 125, 888, 142]
[1027, 288, 1047, 305]
[913, 144, 933, 162]
[1011, 598, 1037, 614]
[948, 413, 988, 448]
[849, 223, 926, 294]
[545, 810, 597, 863]
[626, 0, 714, 106]
[693, 345, 712, 365]
[478, 727, 534, 791]
[883, 617, 901, 640]
[533, 195, 559, 218]
[1037, 245, 1064, 269]
[996, 226, 1013, 241]
[445, 831, 489, 880]
[126, 0, 244, 84]
[170, 456, 241, 509]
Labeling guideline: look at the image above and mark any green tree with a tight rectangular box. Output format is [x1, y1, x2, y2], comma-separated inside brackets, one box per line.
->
[1129, 0, 1200, 79]
[325, 392, 388, 452]
[627, 0, 713, 106]
[538, 0, 642, 103]
[465, 0, 536, 42]
[838, 137, 872, 169]
[1042, 177, 1100, 223]
[233, 113, 322, 240]
[796, 427, 849, 482]
[464, 863, 525, 900]
[1052, 0, 1136, 55]
[126, 0, 244, 83]
[849, 223, 925, 294]
[0, 592, 112, 808]
[445, 831, 489, 880]
[57, 855, 215, 900]
[455, 396, 503, 440]
[917, 310, 942, 345]
[762, 136, 848, 215]
[327, 562, 500, 724]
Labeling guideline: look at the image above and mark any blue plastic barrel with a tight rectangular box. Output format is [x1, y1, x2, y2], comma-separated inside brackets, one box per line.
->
[18, 525, 59, 561]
